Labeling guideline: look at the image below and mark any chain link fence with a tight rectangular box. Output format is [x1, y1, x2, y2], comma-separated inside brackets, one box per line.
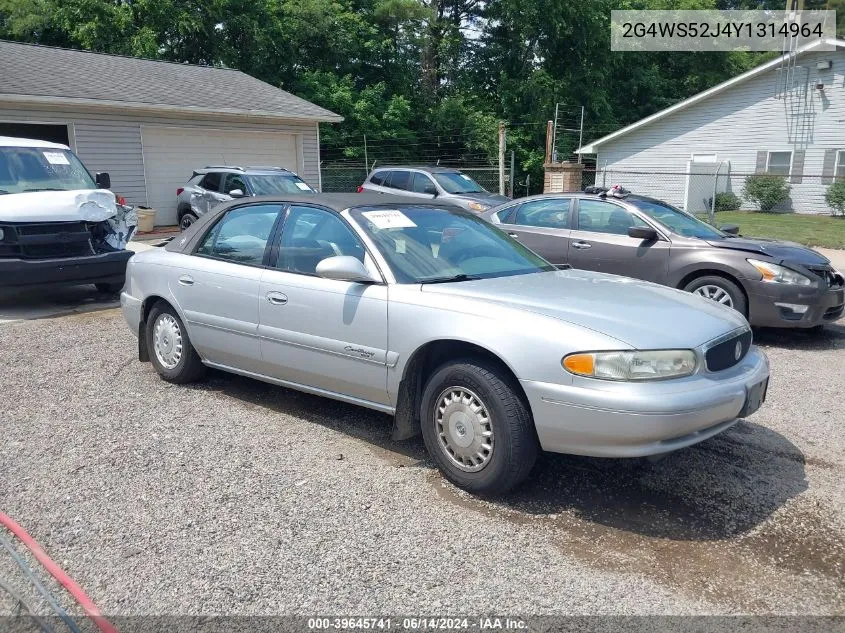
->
[580, 169, 839, 216]
[321, 165, 509, 194]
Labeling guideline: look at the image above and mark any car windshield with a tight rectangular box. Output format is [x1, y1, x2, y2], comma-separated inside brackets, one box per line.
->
[350, 205, 555, 284]
[629, 198, 725, 239]
[432, 171, 486, 194]
[0, 146, 96, 194]
[246, 174, 315, 195]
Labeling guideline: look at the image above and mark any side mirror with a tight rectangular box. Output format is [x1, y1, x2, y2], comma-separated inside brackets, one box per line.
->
[423, 185, 438, 197]
[628, 226, 659, 241]
[316, 256, 380, 283]
[229, 188, 245, 198]
[95, 172, 111, 189]
[719, 224, 740, 235]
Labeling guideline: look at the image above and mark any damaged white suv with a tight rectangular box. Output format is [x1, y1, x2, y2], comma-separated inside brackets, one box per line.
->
[0, 136, 136, 292]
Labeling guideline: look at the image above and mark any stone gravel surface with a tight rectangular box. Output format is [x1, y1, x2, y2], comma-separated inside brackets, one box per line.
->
[1, 308, 843, 619]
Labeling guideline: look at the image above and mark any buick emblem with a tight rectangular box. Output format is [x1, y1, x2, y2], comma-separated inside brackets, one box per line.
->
[734, 341, 742, 360]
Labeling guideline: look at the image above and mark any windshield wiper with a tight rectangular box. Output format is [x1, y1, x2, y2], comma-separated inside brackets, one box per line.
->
[419, 273, 481, 285]
[23, 188, 67, 192]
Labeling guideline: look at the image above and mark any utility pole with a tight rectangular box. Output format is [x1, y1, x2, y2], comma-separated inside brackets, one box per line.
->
[363, 134, 369, 175]
[552, 103, 560, 162]
[509, 150, 515, 198]
[577, 106, 585, 164]
[545, 120, 553, 164]
[498, 121, 506, 196]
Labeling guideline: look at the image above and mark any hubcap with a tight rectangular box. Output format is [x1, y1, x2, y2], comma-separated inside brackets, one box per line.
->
[693, 284, 734, 308]
[434, 387, 494, 472]
[153, 314, 183, 370]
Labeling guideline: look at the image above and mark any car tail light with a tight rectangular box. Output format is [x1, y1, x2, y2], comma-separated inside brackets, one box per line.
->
[176, 187, 184, 196]
[116, 194, 127, 206]
[356, 185, 364, 193]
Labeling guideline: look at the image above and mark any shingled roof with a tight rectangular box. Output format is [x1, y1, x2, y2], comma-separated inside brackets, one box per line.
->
[0, 40, 342, 122]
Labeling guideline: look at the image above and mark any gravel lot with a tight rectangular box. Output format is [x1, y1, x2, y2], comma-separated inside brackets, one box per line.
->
[1, 307, 843, 619]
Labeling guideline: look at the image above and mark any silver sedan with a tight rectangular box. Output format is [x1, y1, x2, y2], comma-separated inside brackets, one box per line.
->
[121, 194, 769, 494]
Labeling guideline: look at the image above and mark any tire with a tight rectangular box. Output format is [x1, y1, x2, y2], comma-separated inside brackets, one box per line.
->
[420, 358, 538, 495]
[684, 275, 747, 316]
[146, 302, 205, 384]
[95, 281, 124, 294]
[179, 211, 198, 231]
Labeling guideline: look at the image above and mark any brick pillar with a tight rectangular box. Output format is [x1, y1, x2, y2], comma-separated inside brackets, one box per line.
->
[544, 162, 584, 193]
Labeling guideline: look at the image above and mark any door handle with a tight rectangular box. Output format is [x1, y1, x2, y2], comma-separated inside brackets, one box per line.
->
[572, 241, 592, 249]
[266, 291, 288, 306]
[178, 275, 194, 286]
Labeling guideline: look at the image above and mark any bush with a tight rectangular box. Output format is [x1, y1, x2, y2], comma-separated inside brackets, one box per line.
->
[714, 191, 742, 212]
[743, 174, 791, 212]
[825, 180, 845, 217]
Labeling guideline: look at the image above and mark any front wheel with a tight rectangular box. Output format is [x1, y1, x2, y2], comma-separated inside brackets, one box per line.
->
[146, 302, 205, 384]
[684, 275, 747, 316]
[420, 358, 538, 495]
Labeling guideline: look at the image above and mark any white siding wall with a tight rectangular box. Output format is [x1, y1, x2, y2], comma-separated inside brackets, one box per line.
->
[0, 106, 322, 212]
[595, 50, 845, 214]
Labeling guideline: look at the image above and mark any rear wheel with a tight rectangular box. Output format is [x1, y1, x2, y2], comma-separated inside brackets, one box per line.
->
[684, 275, 747, 316]
[179, 211, 198, 231]
[146, 302, 205, 383]
[420, 358, 538, 495]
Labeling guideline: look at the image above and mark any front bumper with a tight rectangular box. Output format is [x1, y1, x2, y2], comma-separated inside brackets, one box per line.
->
[0, 250, 132, 288]
[747, 278, 844, 328]
[522, 346, 769, 458]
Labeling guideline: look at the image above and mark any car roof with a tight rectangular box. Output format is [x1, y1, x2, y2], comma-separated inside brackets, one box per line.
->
[167, 193, 465, 254]
[370, 165, 462, 174]
[483, 191, 667, 213]
[0, 135, 70, 149]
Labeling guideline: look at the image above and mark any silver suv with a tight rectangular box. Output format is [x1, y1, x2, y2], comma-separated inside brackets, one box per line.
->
[359, 166, 509, 213]
[177, 165, 315, 230]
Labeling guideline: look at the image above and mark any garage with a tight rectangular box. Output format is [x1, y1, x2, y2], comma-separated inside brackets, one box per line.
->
[1, 40, 342, 227]
[141, 126, 301, 225]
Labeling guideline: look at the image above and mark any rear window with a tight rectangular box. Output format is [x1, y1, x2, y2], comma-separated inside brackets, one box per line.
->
[369, 171, 387, 186]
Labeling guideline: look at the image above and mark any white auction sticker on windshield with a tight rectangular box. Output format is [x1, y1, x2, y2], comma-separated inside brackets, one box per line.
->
[43, 151, 70, 165]
[295, 181, 312, 191]
[362, 210, 417, 229]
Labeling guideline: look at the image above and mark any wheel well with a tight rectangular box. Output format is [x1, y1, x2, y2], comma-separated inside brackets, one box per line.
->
[391, 340, 527, 441]
[678, 269, 749, 308]
[138, 296, 172, 362]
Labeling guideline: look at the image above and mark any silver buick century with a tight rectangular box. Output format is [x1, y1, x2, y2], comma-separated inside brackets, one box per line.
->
[121, 194, 769, 494]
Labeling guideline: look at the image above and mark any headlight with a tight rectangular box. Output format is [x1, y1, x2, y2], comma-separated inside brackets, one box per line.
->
[466, 201, 490, 212]
[747, 259, 813, 286]
[562, 350, 697, 381]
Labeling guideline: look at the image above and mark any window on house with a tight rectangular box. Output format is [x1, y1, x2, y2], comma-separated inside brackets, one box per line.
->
[767, 151, 792, 177]
[836, 150, 845, 179]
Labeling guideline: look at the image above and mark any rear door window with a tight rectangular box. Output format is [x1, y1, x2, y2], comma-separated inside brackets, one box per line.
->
[386, 170, 411, 191]
[512, 199, 571, 229]
[200, 172, 222, 192]
[369, 171, 386, 186]
[196, 204, 282, 266]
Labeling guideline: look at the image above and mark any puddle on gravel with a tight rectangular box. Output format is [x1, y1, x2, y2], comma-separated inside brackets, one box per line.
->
[429, 470, 845, 613]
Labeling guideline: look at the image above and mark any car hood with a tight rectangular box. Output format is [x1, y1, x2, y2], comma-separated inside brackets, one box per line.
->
[706, 236, 829, 267]
[421, 269, 748, 349]
[0, 189, 117, 223]
[449, 191, 510, 205]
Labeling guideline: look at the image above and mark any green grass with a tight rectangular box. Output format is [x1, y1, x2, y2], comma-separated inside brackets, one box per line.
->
[699, 211, 845, 250]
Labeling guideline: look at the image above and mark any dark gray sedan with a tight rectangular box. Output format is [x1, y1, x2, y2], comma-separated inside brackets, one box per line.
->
[483, 191, 844, 328]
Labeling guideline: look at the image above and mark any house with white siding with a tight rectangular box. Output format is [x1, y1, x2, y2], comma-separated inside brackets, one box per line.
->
[0, 40, 341, 225]
[577, 38, 845, 214]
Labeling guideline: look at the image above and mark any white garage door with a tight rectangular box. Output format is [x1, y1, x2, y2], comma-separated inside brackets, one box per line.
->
[141, 125, 299, 225]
